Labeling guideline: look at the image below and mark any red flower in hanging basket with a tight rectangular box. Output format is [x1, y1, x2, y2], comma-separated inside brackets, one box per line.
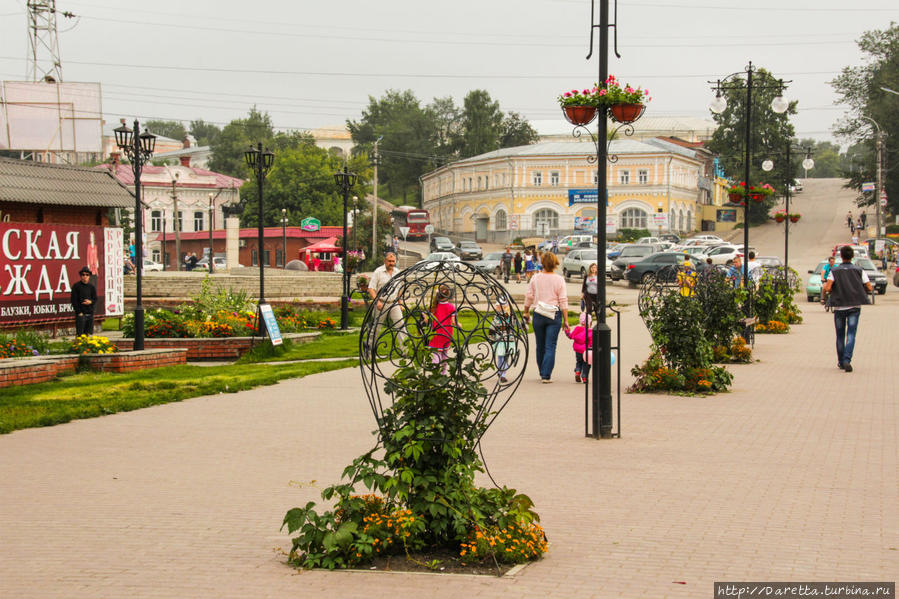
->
[789, 214, 801, 223]
[750, 193, 765, 203]
[728, 192, 743, 203]
[774, 213, 785, 223]
[609, 103, 645, 124]
[562, 105, 598, 126]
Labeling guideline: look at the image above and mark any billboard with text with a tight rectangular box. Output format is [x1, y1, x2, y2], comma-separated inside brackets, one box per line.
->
[0, 223, 123, 327]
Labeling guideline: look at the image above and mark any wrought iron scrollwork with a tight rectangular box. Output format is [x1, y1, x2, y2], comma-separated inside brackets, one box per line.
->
[359, 260, 529, 443]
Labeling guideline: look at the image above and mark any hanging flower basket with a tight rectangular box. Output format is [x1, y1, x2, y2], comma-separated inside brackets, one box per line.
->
[728, 192, 743, 203]
[562, 105, 598, 126]
[750, 193, 765, 203]
[774, 213, 785, 223]
[789, 214, 801, 223]
[609, 103, 645, 124]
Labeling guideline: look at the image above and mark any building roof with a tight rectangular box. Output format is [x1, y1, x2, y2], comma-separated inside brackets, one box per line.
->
[532, 114, 717, 141]
[449, 138, 698, 166]
[0, 156, 134, 208]
[99, 163, 244, 190]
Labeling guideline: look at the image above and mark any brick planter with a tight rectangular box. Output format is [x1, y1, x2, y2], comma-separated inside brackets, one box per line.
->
[0, 355, 79, 388]
[82, 349, 187, 373]
[113, 332, 318, 361]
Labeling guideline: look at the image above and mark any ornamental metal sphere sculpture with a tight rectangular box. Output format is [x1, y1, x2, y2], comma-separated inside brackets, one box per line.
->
[359, 260, 529, 442]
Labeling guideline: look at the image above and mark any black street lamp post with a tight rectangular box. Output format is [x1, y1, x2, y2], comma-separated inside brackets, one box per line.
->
[352, 195, 358, 252]
[114, 119, 156, 351]
[710, 63, 789, 313]
[161, 208, 167, 271]
[244, 143, 274, 334]
[334, 166, 357, 330]
[761, 146, 814, 275]
[207, 193, 215, 274]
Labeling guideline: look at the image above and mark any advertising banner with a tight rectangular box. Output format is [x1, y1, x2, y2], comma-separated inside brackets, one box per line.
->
[568, 188, 609, 207]
[1, 223, 123, 327]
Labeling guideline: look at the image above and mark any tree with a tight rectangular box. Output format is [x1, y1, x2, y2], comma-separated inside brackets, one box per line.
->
[208, 107, 276, 178]
[189, 119, 222, 147]
[499, 111, 539, 148]
[794, 138, 845, 179]
[146, 120, 187, 141]
[348, 90, 437, 204]
[455, 89, 504, 158]
[705, 66, 797, 224]
[238, 139, 371, 229]
[425, 96, 460, 159]
[831, 23, 899, 213]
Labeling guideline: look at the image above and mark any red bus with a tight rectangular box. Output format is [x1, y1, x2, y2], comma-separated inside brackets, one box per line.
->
[391, 206, 430, 240]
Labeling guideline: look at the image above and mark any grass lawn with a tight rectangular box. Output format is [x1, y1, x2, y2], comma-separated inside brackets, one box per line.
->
[0, 358, 356, 435]
[238, 332, 360, 363]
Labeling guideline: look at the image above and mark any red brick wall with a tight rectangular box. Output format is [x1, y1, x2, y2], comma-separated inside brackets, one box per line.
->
[114, 337, 259, 360]
[0, 202, 111, 226]
[83, 349, 186, 373]
[0, 356, 79, 388]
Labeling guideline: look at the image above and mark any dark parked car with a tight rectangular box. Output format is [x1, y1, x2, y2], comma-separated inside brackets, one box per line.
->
[430, 236, 454, 252]
[623, 252, 705, 285]
[454, 240, 483, 261]
[609, 244, 662, 281]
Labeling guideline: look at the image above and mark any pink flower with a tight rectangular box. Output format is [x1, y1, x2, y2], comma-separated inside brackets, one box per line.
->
[582, 89, 590, 95]
[564, 92, 572, 97]
[644, 89, 650, 95]
[599, 89, 607, 96]
[625, 86, 634, 93]
[571, 89, 579, 94]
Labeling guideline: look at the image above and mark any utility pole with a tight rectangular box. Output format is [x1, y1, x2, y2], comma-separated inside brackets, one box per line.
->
[371, 136, 382, 259]
[875, 131, 883, 237]
[26, 0, 71, 82]
[170, 173, 181, 270]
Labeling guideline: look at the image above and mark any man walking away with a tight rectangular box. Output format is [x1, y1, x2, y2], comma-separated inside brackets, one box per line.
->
[70, 266, 97, 336]
[368, 252, 407, 346]
[822, 246, 872, 373]
[501, 247, 513, 283]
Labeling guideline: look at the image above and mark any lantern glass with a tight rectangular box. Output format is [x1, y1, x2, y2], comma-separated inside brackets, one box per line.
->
[709, 94, 727, 114]
[771, 95, 789, 114]
[262, 150, 274, 170]
[244, 147, 258, 169]
[114, 123, 133, 149]
[139, 129, 157, 154]
[761, 159, 774, 172]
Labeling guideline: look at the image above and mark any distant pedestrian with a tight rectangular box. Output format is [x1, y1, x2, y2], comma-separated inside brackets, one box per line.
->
[501, 247, 513, 283]
[70, 266, 97, 336]
[368, 252, 406, 345]
[392, 235, 399, 255]
[727, 256, 743, 288]
[513, 251, 523, 283]
[861, 212, 867, 227]
[821, 256, 836, 306]
[822, 245, 872, 372]
[581, 262, 599, 316]
[489, 296, 515, 383]
[847, 211, 853, 229]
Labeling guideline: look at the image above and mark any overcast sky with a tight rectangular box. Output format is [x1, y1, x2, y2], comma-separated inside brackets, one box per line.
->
[1, 0, 897, 145]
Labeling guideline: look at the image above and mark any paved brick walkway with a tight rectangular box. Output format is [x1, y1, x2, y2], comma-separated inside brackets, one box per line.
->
[2, 180, 896, 598]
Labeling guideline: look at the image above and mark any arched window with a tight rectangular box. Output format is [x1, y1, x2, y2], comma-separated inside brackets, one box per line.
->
[495, 209, 507, 230]
[687, 210, 693, 232]
[678, 210, 685, 231]
[533, 208, 558, 229]
[619, 207, 647, 229]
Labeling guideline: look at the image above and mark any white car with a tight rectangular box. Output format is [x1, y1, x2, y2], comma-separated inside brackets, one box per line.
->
[705, 245, 758, 265]
[689, 234, 724, 243]
[417, 252, 461, 270]
[143, 258, 163, 272]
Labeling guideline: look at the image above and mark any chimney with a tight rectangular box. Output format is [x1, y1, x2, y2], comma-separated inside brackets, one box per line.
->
[179, 155, 191, 167]
[182, 135, 191, 149]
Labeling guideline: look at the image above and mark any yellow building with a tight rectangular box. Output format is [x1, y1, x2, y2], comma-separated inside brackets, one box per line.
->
[421, 138, 738, 243]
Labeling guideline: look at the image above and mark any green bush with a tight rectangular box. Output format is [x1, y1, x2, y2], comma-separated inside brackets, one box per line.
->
[282, 350, 545, 570]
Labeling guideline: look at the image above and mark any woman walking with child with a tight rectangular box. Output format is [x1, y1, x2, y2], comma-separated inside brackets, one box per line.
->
[523, 252, 569, 383]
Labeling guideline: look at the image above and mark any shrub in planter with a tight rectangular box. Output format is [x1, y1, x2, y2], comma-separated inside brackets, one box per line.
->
[282, 351, 545, 570]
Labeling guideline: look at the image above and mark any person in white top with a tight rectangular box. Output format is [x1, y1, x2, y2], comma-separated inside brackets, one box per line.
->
[522, 252, 570, 383]
[368, 252, 406, 344]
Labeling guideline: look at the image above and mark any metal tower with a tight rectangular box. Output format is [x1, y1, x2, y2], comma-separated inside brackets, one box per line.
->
[26, 0, 68, 82]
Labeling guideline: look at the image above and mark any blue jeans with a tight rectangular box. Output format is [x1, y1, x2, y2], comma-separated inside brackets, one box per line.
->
[532, 311, 562, 380]
[833, 307, 861, 365]
[574, 352, 591, 380]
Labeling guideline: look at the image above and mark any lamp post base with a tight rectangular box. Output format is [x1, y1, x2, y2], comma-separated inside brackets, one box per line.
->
[340, 295, 349, 330]
[134, 308, 145, 351]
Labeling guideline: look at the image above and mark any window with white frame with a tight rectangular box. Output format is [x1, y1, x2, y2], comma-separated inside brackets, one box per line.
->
[638, 169, 649, 184]
[619, 207, 648, 229]
[150, 210, 162, 232]
[194, 211, 205, 231]
[151, 249, 161, 262]
[550, 171, 560, 186]
[619, 170, 630, 184]
[495, 209, 507, 230]
[532, 172, 542, 186]
[176, 211, 183, 233]
[533, 208, 558, 229]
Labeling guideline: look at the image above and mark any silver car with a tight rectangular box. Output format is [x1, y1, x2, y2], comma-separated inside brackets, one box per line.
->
[471, 251, 504, 276]
[562, 248, 613, 280]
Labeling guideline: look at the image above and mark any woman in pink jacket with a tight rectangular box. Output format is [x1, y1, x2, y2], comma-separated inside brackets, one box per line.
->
[523, 252, 569, 383]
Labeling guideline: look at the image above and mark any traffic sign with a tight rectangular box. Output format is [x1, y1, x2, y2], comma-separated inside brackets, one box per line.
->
[509, 215, 519, 230]
[399, 226, 410, 239]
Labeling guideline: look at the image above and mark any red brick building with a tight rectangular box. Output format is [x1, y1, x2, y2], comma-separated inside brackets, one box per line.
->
[155, 225, 347, 269]
[0, 157, 133, 225]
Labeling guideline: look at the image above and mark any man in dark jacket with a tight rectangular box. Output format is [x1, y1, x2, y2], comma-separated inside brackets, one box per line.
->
[822, 246, 872, 372]
[70, 266, 97, 336]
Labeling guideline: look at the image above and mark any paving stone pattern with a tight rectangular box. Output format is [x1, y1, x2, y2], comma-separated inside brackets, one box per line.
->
[1, 179, 896, 598]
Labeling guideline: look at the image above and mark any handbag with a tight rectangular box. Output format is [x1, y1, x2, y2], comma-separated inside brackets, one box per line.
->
[533, 300, 559, 319]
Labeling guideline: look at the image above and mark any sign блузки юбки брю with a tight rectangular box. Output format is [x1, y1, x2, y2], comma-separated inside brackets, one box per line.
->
[0, 223, 124, 326]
